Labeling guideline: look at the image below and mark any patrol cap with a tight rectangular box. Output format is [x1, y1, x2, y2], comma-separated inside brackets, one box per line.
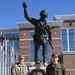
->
[19, 55, 24, 59]
[51, 53, 59, 58]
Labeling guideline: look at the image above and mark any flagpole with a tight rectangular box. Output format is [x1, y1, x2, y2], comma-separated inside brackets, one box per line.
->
[4, 41, 8, 75]
[0, 31, 2, 75]
[0, 43, 1, 75]
[1, 44, 5, 75]
[0, 31, 5, 75]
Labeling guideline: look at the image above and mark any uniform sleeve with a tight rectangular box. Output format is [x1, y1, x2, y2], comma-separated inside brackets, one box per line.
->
[25, 65, 28, 74]
[11, 65, 16, 75]
[30, 70, 34, 75]
[62, 65, 66, 75]
[46, 65, 50, 75]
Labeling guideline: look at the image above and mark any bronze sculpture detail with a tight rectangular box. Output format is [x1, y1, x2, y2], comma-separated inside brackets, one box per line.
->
[22, 2, 53, 63]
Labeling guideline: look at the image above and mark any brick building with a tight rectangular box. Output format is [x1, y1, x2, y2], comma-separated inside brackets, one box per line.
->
[0, 14, 75, 74]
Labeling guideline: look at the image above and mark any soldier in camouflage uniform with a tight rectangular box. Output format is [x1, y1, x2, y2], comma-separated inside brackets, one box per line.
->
[11, 55, 28, 75]
[22, 2, 53, 63]
[46, 53, 66, 75]
[30, 59, 45, 75]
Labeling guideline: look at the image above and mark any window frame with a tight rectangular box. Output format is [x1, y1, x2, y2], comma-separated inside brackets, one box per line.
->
[61, 28, 75, 52]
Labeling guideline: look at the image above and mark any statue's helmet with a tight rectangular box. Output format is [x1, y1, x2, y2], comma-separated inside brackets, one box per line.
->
[40, 10, 48, 17]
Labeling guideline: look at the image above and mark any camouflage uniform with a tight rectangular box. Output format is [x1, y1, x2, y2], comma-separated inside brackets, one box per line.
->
[46, 62, 66, 75]
[11, 62, 28, 75]
[30, 69, 45, 75]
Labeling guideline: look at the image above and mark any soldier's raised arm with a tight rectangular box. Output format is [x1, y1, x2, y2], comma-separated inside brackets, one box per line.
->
[62, 65, 66, 75]
[22, 2, 37, 25]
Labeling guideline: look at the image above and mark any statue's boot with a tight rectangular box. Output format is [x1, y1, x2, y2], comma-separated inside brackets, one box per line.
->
[43, 57, 46, 66]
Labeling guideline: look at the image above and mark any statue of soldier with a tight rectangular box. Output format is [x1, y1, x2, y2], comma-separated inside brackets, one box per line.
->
[22, 2, 53, 63]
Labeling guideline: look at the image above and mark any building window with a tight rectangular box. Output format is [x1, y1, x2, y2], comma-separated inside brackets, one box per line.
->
[61, 28, 75, 51]
[4, 40, 20, 65]
[30, 32, 51, 62]
[14, 33, 20, 38]
[7, 33, 13, 38]
[30, 31, 34, 36]
[7, 41, 20, 53]
[3, 33, 20, 39]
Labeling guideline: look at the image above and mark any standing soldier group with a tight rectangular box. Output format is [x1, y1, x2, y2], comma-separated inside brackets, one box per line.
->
[11, 54, 66, 75]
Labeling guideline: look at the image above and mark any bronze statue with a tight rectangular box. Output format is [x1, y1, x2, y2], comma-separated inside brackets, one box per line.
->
[22, 2, 53, 63]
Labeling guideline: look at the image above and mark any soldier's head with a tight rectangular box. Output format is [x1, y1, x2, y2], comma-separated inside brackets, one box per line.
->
[35, 59, 41, 69]
[40, 10, 48, 18]
[18, 55, 25, 64]
[51, 53, 59, 64]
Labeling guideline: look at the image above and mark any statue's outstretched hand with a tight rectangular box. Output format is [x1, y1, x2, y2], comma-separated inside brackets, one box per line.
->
[22, 2, 27, 9]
